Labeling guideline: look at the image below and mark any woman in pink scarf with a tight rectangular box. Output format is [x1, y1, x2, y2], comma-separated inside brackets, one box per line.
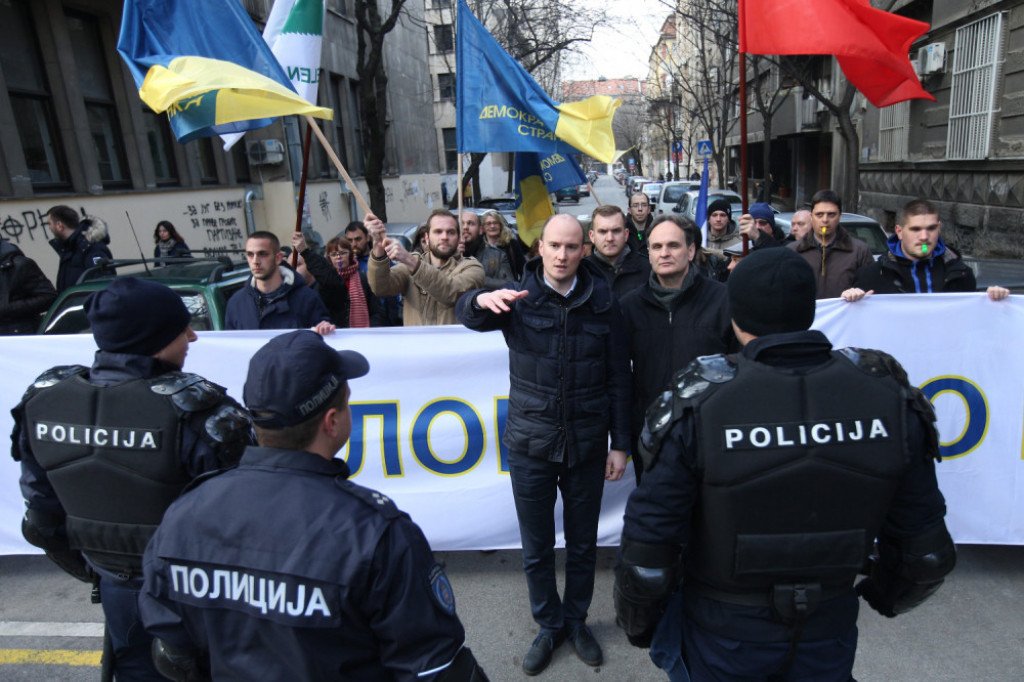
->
[326, 237, 384, 327]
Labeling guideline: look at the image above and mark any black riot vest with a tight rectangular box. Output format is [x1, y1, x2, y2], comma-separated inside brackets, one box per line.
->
[687, 351, 909, 599]
[25, 374, 192, 576]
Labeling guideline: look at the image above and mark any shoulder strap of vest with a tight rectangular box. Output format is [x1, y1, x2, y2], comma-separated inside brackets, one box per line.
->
[839, 347, 940, 461]
[151, 373, 254, 466]
[150, 372, 226, 412]
[639, 354, 737, 470]
[334, 479, 403, 521]
[11, 366, 89, 462]
[199, 401, 254, 466]
[837, 347, 910, 384]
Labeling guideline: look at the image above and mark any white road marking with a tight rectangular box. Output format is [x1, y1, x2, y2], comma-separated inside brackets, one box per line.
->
[0, 622, 104, 637]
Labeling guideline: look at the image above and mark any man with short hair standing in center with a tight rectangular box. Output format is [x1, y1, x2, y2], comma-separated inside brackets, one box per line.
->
[620, 215, 736, 482]
[788, 189, 873, 299]
[225, 231, 334, 333]
[586, 205, 650, 300]
[457, 213, 631, 676]
[626, 193, 653, 253]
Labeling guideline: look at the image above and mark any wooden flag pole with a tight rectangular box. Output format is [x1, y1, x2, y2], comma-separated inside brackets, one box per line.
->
[739, 50, 750, 256]
[457, 153, 464, 220]
[291, 121, 313, 268]
[304, 115, 372, 218]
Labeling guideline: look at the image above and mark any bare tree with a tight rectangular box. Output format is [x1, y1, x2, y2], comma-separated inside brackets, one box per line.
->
[354, 0, 408, 221]
[670, 0, 739, 189]
[614, 101, 648, 176]
[747, 56, 788, 197]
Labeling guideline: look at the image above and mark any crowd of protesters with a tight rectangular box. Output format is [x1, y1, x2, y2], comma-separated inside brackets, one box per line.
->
[5, 191, 1010, 680]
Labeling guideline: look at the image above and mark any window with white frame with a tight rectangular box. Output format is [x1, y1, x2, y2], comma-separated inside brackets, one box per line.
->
[947, 13, 1004, 160]
[878, 100, 909, 161]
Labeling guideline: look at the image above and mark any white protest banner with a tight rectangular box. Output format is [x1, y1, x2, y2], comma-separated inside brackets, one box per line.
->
[0, 327, 635, 555]
[2, 294, 1022, 556]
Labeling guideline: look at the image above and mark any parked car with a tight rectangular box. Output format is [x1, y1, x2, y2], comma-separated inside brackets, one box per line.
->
[774, 212, 889, 258]
[673, 189, 747, 224]
[39, 256, 251, 335]
[626, 176, 648, 198]
[577, 183, 591, 197]
[655, 181, 701, 215]
[459, 208, 518, 234]
[961, 257, 1024, 293]
[555, 185, 580, 202]
[385, 222, 421, 251]
[641, 182, 663, 204]
[476, 196, 516, 212]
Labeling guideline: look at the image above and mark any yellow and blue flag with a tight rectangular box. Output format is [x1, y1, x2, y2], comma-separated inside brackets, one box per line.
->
[117, 0, 332, 143]
[514, 150, 588, 247]
[456, 0, 621, 163]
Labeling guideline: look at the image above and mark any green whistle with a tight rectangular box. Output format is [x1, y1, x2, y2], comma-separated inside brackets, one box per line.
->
[922, 244, 928, 254]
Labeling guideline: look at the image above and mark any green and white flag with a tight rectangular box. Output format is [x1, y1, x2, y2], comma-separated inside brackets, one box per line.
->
[221, 0, 325, 150]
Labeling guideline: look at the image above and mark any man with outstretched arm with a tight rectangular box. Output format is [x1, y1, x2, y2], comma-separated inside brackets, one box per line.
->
[457, 213, 631, 676]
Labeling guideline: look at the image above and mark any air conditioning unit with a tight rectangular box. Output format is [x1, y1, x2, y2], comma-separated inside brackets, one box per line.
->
[246, 139, 285, 165]
[917, 42, 946, 76]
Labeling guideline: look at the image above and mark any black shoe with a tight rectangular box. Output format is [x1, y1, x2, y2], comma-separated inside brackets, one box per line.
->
[523, 631, 564, 676]
[569, 624, 603, 667]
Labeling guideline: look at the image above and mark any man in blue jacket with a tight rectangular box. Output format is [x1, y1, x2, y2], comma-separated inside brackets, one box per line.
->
[224, 231, 335, 332]
[843, 199, 1010, 302]
[457, 214, 632, 676]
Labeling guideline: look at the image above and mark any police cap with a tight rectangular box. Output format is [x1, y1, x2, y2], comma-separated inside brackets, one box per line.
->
[244, 330, 369, 428]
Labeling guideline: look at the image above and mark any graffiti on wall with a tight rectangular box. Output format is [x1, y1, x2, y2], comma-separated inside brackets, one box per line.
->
[180, 199, 246, 250]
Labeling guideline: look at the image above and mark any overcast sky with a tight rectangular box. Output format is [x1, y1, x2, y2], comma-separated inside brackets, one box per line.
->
[562, 0, 669, 81]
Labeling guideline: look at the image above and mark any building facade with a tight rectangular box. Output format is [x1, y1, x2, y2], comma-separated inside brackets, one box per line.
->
[859, 0, 1024, 257]
[0, 0, 441, 283]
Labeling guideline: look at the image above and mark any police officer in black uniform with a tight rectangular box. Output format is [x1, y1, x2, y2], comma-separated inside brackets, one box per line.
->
[11, 277, 252, 680]
[139, 330, 487, 681]
[613, 248, 956, 681]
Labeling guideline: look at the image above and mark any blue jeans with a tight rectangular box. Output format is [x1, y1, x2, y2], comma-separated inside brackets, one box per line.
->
[507, 451, 606, 635]
[100, 577, 165, 681]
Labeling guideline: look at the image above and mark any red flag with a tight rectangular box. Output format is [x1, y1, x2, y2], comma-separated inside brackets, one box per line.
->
[738, 0, 934, 108]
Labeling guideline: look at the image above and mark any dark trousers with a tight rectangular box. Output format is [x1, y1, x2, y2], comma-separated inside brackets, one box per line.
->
[507, 450, 606, 635]
[99, 578, 165, 681]
[680, 615, 858, 682]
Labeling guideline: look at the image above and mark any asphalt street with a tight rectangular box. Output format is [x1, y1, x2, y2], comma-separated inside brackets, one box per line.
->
[2, 543, 1023, 680]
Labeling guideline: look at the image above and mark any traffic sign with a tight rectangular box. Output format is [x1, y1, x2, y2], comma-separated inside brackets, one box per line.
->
[672, 140, 683, 153]
[697, 140, 713, 156]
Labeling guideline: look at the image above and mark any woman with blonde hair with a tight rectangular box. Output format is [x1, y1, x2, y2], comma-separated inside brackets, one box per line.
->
[480, 210, 527, 280]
